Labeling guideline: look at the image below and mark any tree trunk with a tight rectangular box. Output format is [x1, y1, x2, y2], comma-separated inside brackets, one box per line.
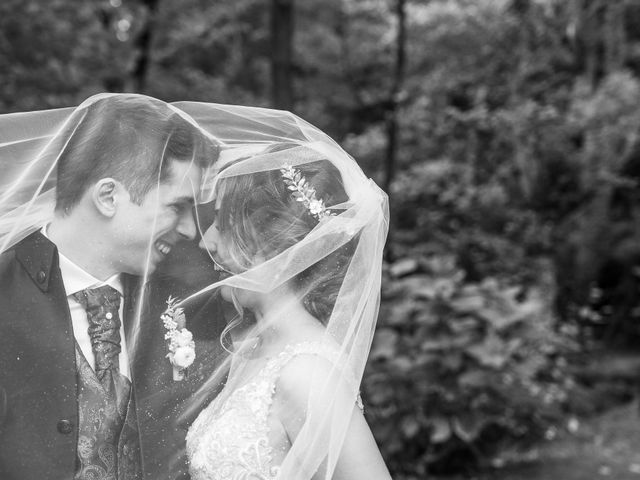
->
[128, 0, 161, 93]
[271, 0, 294, 110]
[603, 0, 626, 74]
[383, 0, 407, 261]
[508, 0, 536, 202]
[98, 2, 126, 92]
[571, 0, 628, 89]
[383, 0, 406, 196]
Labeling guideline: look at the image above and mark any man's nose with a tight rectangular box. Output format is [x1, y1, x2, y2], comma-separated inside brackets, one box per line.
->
[177, 210, 197, 240]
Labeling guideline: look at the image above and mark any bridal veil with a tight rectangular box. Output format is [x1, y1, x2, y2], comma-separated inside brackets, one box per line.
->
[0, 93, 389, 480]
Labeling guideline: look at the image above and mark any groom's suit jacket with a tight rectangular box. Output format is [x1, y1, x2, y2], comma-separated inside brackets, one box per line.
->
[0, 231, 142, 479]
[0, 231, 226, 480]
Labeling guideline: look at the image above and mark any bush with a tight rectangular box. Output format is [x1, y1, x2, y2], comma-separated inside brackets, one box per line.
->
[363, 253, 577, 477]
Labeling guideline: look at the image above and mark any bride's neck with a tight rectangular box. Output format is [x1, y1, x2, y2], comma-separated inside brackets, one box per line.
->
[250, 291, 318, 348]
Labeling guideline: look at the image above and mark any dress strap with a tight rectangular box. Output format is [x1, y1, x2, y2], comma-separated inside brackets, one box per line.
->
[266, 341, 339, 373]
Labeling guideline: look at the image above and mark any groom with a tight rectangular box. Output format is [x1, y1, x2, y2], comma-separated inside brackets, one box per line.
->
[0, 94, 218, 480]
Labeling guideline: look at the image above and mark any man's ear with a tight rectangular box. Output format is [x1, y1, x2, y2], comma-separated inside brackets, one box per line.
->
[92, 178, 120, 218]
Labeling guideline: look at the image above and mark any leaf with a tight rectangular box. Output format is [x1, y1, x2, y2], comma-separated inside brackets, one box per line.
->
[394, 274, 436, 299]
[389, 258, 420, 278]
[369, 328, 398, 360]
[458, 369, 492, 389]
[429, 416, 452, 444]
[449, 316, 480, 334]
[390, 356, 414, 374]
[401, 417, 421, 439]
[449, 293, 485, 313]
[452, 413, 485, 443]
[440, 351, 463, 371]
[466, 333, 510, 369]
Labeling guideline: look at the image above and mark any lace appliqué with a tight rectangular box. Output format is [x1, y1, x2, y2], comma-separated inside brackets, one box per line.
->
[186, 341, 363, 480]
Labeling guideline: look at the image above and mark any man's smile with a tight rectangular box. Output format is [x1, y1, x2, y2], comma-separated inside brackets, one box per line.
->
[155, 239, 173, 256]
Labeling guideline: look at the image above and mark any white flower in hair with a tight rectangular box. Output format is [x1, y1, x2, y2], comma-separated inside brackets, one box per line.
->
[308, 199, 325, 216]
[280, 164, 335, 221]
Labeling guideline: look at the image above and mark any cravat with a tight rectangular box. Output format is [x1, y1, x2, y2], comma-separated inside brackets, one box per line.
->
[72, 285, 130, 408]
[72, 285, 142, 479]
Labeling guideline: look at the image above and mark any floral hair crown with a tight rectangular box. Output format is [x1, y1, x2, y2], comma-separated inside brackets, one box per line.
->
[280, 164, 335, 221]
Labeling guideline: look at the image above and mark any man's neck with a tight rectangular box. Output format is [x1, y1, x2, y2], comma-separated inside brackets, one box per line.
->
[47, 216, 118, 282]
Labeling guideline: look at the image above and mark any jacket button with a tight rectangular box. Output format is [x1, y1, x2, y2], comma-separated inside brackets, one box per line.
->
[37, 270, 46, 283]
[57, 419, 73, 434]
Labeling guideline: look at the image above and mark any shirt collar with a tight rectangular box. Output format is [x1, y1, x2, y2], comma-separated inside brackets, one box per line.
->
[41, 225, 123, 297]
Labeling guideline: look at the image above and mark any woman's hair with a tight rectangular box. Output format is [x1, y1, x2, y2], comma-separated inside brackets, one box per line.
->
[216, 153, 356, 323]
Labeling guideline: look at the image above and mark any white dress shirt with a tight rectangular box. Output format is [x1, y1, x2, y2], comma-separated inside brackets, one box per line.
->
[42, 227, 131, 379]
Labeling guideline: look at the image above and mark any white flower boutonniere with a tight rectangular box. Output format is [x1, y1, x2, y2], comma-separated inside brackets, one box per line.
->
[161, 296, 196, 381]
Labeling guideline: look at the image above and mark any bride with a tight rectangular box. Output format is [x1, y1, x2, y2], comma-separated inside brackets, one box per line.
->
[182, 140, 391, 480]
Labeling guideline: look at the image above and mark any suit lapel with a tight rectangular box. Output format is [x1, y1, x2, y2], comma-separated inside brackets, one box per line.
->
[15, 230, 59, 293]
[14, 231, 74, 338]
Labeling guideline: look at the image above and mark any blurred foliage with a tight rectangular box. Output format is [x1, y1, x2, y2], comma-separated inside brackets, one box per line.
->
[0, 0, 134, 110]
[364, 253, 577, 476]
[3, 0, 640, 476]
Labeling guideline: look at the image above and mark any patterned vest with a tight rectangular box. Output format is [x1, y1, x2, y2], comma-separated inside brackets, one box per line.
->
[74, 344, 142, 480]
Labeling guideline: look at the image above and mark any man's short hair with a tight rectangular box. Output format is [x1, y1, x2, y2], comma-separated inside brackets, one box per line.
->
[54, 94, 219, 214]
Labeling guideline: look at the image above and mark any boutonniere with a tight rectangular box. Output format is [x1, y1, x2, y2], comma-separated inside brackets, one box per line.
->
[161, 296, 196, 381]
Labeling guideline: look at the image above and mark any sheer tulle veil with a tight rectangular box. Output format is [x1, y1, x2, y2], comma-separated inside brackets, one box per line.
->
[0, 93, 389, 480]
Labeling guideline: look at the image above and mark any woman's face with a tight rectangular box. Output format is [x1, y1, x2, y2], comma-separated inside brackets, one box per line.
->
[199, 218, 238, 274]
[199, 217, 258, 307]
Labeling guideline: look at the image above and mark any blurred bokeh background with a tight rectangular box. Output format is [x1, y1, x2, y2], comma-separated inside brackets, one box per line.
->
[3, 0, 640, 478]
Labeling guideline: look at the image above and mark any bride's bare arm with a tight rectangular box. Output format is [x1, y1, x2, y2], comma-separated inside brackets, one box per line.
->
[274, 355, 392, 480]
[328, 406, 393, 480]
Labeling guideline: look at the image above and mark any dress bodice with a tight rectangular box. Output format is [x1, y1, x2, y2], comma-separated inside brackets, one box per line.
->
[186, 341, 360, 480]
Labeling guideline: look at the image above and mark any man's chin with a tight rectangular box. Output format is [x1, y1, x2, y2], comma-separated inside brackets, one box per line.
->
[145, 263, 159, 276]
[145, 256, 162, 275]
[144, 246, 179, 276]
[125, 258, 159, 277]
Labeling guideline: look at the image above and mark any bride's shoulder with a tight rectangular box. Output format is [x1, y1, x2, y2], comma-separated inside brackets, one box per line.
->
[273, 340, 355, 402]
[269, 341, 362, 438]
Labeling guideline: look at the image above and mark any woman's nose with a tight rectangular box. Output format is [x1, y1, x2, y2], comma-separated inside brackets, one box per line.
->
[199, 224, 219, 251]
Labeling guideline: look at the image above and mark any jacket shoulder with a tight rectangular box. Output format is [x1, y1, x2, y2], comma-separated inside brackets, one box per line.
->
[0, 232, 54, 291]
[0, 245, 19, 278]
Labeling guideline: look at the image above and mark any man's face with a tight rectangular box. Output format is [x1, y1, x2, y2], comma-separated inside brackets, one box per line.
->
[115, 159, 202, 275]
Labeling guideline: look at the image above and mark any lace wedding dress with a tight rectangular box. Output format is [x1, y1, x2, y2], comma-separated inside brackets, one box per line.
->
[186, 341, 362, 480]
